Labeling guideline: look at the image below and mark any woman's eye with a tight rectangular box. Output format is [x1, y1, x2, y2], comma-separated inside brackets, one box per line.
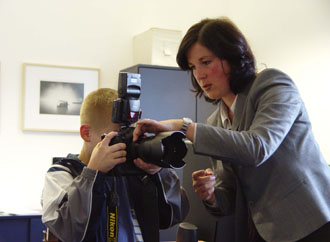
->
[202, 60, 211, 65]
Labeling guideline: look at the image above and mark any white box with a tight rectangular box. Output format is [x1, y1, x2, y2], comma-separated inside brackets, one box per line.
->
[133, 28, 182, 67]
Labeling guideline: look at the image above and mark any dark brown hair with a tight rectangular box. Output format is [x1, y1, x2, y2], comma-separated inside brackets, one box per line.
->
[176, 17, 256, 103]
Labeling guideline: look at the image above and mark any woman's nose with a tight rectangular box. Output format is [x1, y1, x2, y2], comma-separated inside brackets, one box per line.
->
[194, 67, 206, 81]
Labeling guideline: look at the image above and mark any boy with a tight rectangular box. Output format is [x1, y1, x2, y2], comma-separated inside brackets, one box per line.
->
[41, 88, 189, 242]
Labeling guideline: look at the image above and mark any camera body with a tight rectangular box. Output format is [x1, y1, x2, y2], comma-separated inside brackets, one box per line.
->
[107, 72, 187, 176]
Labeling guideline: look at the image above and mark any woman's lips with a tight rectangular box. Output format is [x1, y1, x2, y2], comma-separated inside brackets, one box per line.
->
[203, 84, 212, 91]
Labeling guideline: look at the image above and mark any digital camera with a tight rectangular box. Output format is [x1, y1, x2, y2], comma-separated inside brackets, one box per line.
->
[107, 72, 187, 176]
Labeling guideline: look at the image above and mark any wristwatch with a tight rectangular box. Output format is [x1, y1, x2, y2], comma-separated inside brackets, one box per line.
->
[180, 117, 193, 136]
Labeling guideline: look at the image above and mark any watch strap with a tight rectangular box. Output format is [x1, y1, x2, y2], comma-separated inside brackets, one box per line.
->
[180, 117, 193, 136]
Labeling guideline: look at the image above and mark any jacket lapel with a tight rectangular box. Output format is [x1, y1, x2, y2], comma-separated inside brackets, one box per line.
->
[232, 93, 246, 131]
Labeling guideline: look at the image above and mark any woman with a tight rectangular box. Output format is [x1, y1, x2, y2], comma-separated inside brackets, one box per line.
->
[133, 17, 330, 242]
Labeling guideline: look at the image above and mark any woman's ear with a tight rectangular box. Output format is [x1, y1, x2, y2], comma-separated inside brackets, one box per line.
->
[80, 124, 91, 142]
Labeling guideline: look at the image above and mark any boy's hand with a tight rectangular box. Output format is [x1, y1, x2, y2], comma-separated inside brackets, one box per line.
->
[88, 132, 127, 173]
[133, 158, 162, 175]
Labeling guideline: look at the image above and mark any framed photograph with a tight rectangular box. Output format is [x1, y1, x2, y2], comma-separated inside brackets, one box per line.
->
[22, 63, 100, 132]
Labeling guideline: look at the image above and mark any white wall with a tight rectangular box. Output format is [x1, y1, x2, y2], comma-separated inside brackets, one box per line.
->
[0, 0, 329, 211]
[226, 0, 330, 166]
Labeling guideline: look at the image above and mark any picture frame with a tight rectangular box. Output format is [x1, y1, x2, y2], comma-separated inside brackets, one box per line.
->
[22, 63, 100, 132]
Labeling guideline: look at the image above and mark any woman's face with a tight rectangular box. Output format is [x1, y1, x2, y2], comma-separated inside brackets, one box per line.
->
[187, 42, 233, 101]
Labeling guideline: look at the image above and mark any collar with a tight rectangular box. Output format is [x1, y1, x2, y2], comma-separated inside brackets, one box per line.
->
[220, 96, 237, 130]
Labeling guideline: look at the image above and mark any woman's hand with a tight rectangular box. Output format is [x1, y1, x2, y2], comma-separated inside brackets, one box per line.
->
[192, 168, 216, 205]
[133, 119, 181, 142]
[87, 132, 127, 173]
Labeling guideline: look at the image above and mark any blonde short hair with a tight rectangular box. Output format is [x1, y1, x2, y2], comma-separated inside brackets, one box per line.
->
[80, 88, 118, 131]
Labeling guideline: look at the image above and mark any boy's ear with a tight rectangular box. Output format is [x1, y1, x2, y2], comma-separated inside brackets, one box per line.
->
[80, 124, 91, 142]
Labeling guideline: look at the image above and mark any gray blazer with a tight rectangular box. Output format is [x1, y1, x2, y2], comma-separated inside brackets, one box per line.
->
[193, 68, 330, 242]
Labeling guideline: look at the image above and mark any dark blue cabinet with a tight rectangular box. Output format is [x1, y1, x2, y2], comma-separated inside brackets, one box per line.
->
[0, 214, 46, 242]
[122, 64, 217, 124]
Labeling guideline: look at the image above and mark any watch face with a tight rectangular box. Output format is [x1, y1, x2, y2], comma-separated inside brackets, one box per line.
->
[184, 118, 192, 125]
[181, 118, 192, 135]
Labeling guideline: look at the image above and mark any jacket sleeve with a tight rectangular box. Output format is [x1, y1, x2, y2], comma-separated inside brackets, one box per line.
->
[41, 165, 106, 242]
[156, 168, 189, 228]
[193, 69, 302, 167]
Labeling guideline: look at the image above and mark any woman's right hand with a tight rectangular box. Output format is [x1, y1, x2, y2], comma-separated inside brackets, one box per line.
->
[192, 168, 216, 205]
[133, 118, 181, 142]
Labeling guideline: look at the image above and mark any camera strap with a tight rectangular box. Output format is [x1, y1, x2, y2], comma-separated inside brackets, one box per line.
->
[106, 180, 119, 242]
[141, 175, 159, 242]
